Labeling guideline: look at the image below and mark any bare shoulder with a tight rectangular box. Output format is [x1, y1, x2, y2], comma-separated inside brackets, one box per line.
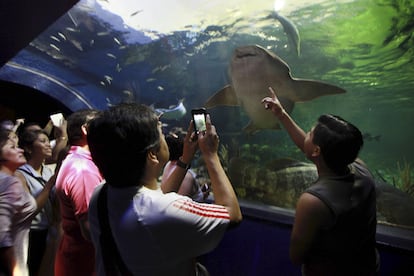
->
[296, 192, 331, 222]
[297, 192, 325, 208]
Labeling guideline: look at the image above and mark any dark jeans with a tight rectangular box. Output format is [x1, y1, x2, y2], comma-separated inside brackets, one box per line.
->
[28, 229, 48, 276]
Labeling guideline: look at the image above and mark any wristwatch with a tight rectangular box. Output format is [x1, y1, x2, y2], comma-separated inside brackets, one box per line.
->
[176, 157, 191, 170]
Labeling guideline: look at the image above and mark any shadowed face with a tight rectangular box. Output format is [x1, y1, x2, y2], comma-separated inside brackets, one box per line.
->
[304, 127, 319, 161]
[157, 121, 170, 167]
[29, 133, 52, 160]
[0, 135, 26, 172]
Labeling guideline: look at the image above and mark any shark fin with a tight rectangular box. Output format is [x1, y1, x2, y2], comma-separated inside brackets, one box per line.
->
[205, 85, 240, 108]
[292, 79, 346, 102]
[243, 120, 281, 135]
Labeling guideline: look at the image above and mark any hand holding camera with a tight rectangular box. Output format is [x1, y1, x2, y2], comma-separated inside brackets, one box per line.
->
[192, 108, 220, 158]
[191, 108, 207, 134]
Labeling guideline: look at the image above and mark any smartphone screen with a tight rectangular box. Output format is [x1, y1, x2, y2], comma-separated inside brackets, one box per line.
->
[192, 108, 207, 133]
[50, 113, 64, 127]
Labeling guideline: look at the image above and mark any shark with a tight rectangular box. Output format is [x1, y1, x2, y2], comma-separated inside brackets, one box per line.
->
[204, 45, 346, 134]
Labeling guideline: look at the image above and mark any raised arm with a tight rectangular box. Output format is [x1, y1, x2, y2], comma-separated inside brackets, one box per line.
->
[197, 114, 242, 224]
[261, 87, 307, 152]
[14, 171, 56, 214]
[45, 119, 68, 165]
[160, 121, 198, 193]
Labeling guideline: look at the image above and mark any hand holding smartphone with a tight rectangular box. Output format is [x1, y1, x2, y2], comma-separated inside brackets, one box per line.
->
[191, 108, 207, 133]
[50, 113, 64, 127]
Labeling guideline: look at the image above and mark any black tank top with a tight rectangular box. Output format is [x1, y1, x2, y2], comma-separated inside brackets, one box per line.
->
[304, 161, 379, 274]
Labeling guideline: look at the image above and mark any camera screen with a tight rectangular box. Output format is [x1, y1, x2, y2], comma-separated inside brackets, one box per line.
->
[193, 113, 206, 132]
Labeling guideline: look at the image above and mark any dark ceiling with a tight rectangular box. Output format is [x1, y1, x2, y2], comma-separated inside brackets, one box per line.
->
[0, 0, 79, 67]
[0, 0, 79, 122]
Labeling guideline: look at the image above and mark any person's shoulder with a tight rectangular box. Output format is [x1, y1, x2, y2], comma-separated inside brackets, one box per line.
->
[298, 192, 329, 214]
[351, 159, 375, 180]
[296, 192, 332, 225]
[0, 174, 27, 199]
[299, 192, 325, 206]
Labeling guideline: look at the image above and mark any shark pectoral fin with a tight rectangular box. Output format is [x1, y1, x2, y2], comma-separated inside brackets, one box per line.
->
[292, 79, 346, 102]
[205, 85, 240, 108]
[242, 121, 259, 135]
[243, 121, 281, 135]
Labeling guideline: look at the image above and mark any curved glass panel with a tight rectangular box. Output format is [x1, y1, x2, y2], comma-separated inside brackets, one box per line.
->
[2, 0, 413, 231]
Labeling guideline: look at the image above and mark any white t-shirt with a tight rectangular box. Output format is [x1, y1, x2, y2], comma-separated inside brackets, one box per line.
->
[89, 184, 230, 276]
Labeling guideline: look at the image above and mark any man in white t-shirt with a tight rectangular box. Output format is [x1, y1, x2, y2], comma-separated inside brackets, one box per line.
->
[87, 103, 242, 276]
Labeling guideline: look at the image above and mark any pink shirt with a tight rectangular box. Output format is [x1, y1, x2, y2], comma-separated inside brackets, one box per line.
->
[55, 146, 103, 275]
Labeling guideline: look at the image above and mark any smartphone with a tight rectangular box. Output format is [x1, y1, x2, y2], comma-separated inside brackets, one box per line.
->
[50, 113, 64, 127]
[191, 108, 207, 133]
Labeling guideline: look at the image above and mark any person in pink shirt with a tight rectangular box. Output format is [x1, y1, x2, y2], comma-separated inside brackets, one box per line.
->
[54, 109, 102, 276]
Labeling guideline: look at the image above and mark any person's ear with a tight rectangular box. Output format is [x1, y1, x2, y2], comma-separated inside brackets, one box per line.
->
[81, 124, 88, 136]
[147, 150, 160, 166]
[311, 145, 321, 157]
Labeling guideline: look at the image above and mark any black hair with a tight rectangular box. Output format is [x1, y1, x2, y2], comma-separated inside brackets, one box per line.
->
[66, 109, 100, 146]
[0, 128, 14, 163]
[165, 133, 184, 161]
[312, 114, 363, 173]
[87, 103, 160, 187]
[0, 128, 12, 152]
[18, 129, 49, 160]
[15, 121, 42, 136]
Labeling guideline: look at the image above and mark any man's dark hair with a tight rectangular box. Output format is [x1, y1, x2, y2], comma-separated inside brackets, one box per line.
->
[67, 109, 100, 146]
[312, 114, 363, 173]
[165, 133, 184, 161]
[87, 103, 160, 187]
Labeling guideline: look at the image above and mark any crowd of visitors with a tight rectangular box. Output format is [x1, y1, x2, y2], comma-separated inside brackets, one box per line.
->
[0, 89, 379, 275]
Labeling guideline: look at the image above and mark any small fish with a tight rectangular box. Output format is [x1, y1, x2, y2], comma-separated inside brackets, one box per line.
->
[122, 90, 133, 97]
[57, 32, 67, 41]
[106, 53, 116, 59]
[273, 12, 300, 56]
[152, 65, 171, 74]
[113, 37, 121, 45]
[49, 44, 61, 52]
[65, 27, 79, 32]
[130, 10, 143, 17]
[70, 40, 83, 51]
[50, 35, 60, 42]
[155, 100, 187, 120]
[104, 75, 113, 85]
[363, 133, 381, 142]
[97, 31, 110, 36]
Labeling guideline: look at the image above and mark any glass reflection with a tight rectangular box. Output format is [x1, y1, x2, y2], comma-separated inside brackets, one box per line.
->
[2, 0, 414, 230]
